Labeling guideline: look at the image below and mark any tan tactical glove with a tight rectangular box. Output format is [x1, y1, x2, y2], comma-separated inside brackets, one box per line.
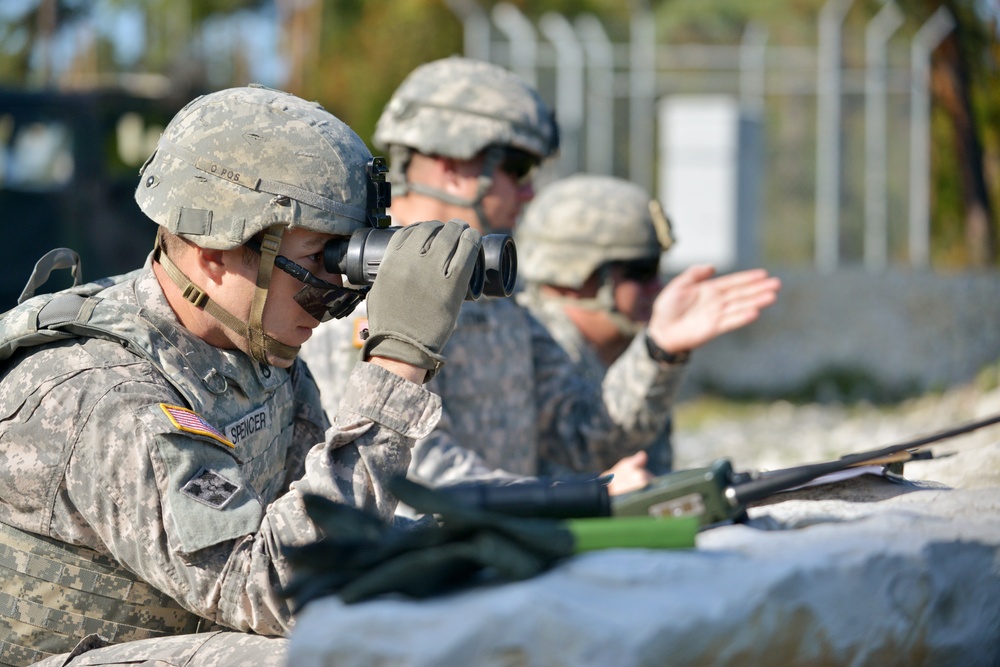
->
[361, 219, 482, 381]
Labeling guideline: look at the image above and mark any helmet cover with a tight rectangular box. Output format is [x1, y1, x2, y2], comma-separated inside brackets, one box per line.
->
[517, 174, 672, 289]
[373, 57, 559, 161]
[136, 85, 374, 249]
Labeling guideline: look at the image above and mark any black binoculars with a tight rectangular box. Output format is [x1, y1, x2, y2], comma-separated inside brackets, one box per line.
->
[323, 227, 518, 300]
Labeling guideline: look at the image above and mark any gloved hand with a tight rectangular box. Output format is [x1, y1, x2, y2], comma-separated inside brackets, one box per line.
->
[282, 479, 575, 607]
[282, 478, 697, 608]
[361, 219, 482, 381]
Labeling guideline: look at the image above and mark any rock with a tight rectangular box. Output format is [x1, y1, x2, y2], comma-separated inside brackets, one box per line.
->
[287, 385, 1000, 665]
[288, 434, 1000, 666]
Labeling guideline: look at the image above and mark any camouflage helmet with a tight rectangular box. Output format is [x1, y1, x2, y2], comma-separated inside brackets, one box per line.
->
[517, 174, 674, 289]
[373, 57, 559, 161]
[136, 84, 374, 249]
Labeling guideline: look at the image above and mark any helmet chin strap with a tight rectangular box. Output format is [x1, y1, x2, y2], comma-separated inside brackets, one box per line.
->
[532, 266, 646, 340]
[394, 146, 505, 234]
[154, 227, 299, 364]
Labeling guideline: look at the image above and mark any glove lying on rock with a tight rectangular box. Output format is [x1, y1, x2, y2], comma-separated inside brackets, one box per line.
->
[282, 477, 697, 607]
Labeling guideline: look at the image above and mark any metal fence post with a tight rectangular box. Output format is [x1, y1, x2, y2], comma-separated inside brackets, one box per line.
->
[908, 7, 954, 269]
[540, 12, 584, 176]
[815, 0, 855, 273]
[864, 0, 905, 271]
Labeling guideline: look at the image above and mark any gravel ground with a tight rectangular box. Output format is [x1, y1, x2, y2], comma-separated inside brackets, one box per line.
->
[671, 379, 1000, 474]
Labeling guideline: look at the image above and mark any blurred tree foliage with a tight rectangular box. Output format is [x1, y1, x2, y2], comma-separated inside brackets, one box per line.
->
[297, 0, 616, 152]
[0, 0, 87, 84]
[907, 0, 999, 267]
[303, 0, 464, 146]
[0, 0, 996, 267]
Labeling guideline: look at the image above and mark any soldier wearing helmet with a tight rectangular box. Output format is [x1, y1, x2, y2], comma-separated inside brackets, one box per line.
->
[517, 174, 675, 345]
[518, 174, 784, 472]
[302, 57, 778, 498]
[376, 56, 558, 234]
[0, 86, 482, 666]
[517, 174, 677, 471]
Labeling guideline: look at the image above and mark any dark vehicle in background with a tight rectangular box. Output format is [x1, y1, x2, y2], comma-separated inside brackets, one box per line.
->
[0, 88, 183, 309]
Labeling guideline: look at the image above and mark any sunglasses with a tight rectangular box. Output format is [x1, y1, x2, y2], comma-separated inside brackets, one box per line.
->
[613, 259, 661, 284]
[497, 148, 539, 186]
[245, 238, 369, 323]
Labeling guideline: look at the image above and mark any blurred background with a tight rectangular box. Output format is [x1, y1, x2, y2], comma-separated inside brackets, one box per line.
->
[1, 0, 998, 410]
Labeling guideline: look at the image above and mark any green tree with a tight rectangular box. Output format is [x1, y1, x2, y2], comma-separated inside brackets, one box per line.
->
[0, 0, 88, 85]
[900, 0, 999, 267]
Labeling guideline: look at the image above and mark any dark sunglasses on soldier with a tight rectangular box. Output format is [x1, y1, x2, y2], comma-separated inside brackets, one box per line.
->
[613, 258, 661, 284]
[245, 238, 369, 323]
[497, 148, 540, 186]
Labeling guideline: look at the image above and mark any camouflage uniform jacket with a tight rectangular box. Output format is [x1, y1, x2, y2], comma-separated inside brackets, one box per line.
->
[300, 292, 683, 485]
[517, 288, 675, 474]
[0, 262, 440, 637]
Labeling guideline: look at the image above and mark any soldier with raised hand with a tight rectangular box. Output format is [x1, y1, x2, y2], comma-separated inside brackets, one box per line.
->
[301, 56, 746, 497]
[516, 174, 783, 473]
[0, 85, 481, 666]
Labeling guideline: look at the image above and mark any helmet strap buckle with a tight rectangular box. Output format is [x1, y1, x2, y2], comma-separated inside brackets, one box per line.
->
[182, 284, 209, 309]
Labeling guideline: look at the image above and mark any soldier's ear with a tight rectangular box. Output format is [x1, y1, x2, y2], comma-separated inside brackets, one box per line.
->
[194, 246, 229, 284]
[439, 156, 477, 194]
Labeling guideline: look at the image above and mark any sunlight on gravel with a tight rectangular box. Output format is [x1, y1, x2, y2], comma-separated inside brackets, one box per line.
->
[672, 381, 1000, 474]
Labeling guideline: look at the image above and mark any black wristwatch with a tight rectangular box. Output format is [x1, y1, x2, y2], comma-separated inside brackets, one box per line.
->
[645, 334, 691, 365]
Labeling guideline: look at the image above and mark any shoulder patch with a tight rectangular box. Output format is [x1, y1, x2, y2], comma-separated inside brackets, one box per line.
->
[160, 404, 234, 448]
[352, 317, 369, 349]
[180, 467, 242, 509]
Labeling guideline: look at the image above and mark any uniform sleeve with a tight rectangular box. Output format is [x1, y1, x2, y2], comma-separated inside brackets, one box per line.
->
[532, 314, 686, 473]
[407, 406, 529, 486]
[55, 360, 438, 639]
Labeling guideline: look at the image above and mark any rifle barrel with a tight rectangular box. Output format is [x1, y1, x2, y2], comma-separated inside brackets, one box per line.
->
[729, 411, 1000, 507]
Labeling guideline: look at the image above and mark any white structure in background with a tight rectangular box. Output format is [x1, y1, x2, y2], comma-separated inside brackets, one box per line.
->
[445, 1, 957, 272]
[658, 95, 761, 272]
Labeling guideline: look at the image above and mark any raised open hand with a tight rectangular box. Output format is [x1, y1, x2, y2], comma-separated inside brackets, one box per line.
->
[646, 264, 781, 354]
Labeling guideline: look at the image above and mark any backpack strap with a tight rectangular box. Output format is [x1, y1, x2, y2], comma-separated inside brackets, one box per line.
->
[1, 290, 211, 407]
[17, 247, 83, 304]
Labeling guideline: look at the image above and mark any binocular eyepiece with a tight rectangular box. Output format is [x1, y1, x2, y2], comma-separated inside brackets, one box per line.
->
[324, 227, 518, 300]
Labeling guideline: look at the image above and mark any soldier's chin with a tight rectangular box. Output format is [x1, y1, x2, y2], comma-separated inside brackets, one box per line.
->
[265, 350, 297, 369]
[243, 336, 299, 369]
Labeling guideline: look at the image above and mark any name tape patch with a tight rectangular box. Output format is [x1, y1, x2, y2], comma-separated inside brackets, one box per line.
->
[224, 407, 269, 447]
[181, 467, 242, 509]
[160, 404, 234, 448]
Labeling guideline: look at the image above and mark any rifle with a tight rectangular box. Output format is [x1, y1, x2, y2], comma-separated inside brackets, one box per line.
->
[284, 413, 999, 605]
[442, 411, 1000, 528]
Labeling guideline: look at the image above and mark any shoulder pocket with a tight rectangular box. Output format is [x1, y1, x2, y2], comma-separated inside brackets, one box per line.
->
[139, 403, 263, 555]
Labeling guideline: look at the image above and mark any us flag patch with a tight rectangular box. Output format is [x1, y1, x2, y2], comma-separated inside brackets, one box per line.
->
[160, 404, 234, 448]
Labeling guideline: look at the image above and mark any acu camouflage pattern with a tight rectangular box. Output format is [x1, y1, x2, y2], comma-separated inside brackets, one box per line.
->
[373, 57, 559, 161]
[517, 174, 664, 289]
[29, 631, 288, 667]
[0, 261, 441, 665]
[136, 85, 374, 248]
[300, 295, 683, 487]
[517, 289, 674, 475]
[300, 303, 367, 416]
[0, 521, 212, 667]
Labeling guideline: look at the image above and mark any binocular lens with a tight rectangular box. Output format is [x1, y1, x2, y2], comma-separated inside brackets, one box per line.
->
[481, 234, 517, 298]
[324, 227, 517, 301]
